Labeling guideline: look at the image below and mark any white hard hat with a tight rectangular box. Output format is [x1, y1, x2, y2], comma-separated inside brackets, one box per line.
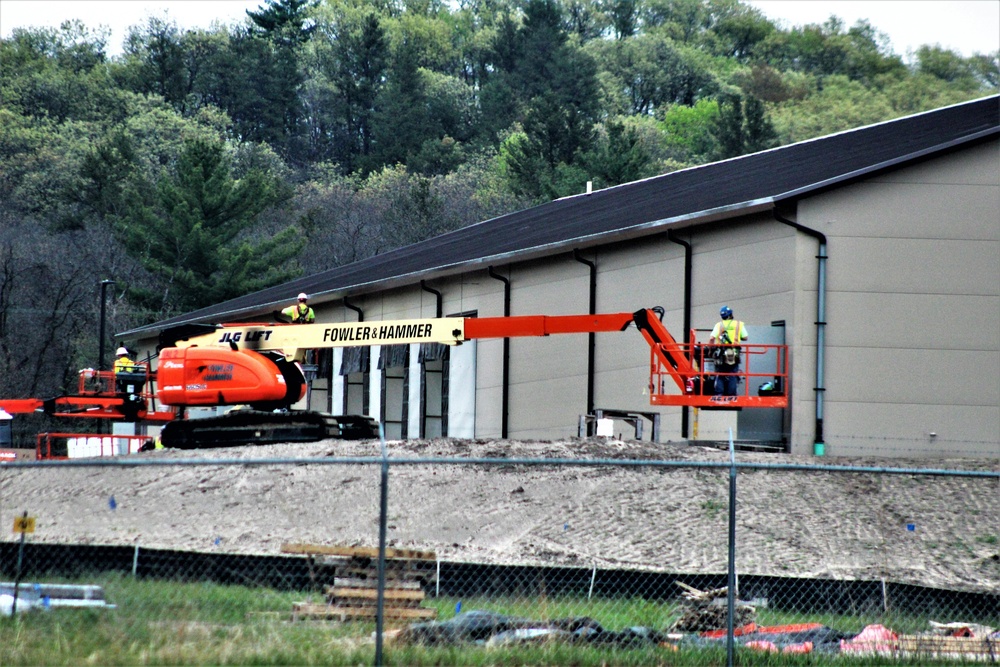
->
[297, 292, 308, 301]
[116, 347, 129, 356]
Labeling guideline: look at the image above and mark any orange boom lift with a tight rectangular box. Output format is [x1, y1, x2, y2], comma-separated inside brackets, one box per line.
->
[1, 308, 787, 451]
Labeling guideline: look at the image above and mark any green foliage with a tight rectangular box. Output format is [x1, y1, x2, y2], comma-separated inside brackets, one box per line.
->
[312, 8, 390, 172]
[712, 91, 776, 159]
[581, 118, 658, 188]
[710, 2, 775, 61]
[769, 75, 896, 144]
[657, 98, 720, 164]
[119, 16, 189, 110]
[117, 138, 300, 311]
[0, 22, 117, 122]
[1, 0, 996, 329]
[76, 128, 143, 220]
[587, 33, 718, 114]
[916, 45, 996, 91]
[247, 0, 319, 46]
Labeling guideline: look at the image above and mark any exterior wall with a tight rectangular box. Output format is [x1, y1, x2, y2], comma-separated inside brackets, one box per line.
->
[466, 217, 800, 442]
[592, 236, 688, 440]
[786, 232, 823, 455]
[489, 258, 594, 439]
[134, 139, 997, 459]
[796, 138, 1000, 458]
[684, 217, 799, 443]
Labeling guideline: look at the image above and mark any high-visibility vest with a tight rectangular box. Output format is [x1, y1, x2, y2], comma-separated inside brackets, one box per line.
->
[282, 304, 314, 323]
[114, 356, 137, 373]
[714, 319, 746, 344]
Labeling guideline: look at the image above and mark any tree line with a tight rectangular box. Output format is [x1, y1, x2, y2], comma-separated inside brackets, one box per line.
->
[0, 0, 995, 406]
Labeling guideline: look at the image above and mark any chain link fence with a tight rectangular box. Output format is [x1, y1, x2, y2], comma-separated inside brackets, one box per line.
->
[1, 441, 998, 666]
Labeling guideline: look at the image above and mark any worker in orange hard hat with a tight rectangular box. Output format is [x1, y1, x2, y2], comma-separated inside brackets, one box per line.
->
[282, 293, 315, 324]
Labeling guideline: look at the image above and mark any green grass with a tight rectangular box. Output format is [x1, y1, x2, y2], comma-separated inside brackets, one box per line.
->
[1, 574, 995, 666]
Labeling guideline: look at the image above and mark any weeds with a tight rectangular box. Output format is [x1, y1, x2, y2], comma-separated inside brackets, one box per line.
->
[0, 574, 995, 665]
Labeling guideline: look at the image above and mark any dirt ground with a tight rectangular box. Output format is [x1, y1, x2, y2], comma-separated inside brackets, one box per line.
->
[1, 437, 998, 593]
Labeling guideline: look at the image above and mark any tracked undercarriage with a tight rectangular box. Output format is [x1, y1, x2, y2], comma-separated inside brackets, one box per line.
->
[158, 410, 379, 449]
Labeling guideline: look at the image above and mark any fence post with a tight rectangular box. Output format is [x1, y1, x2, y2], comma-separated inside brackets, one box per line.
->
[132, 545, 140, 577]
[726, 428, 737, 667]
[375, 425, 389, 667]
[12, 511, 28, 615]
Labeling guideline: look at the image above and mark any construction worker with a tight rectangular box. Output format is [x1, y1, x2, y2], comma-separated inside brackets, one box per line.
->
[113, 347, 137, 373]
[709, 306, 747, 396]
[282, 293, 315, 324]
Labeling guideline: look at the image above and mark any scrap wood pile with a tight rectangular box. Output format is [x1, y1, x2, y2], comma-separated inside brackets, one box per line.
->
[668, 582, 756, 632]
[895, 621, 999, 662]
[282, 543, 438, 622]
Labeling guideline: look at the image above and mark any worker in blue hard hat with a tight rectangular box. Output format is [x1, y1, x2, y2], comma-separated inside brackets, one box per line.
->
[709, 306, 747, 396]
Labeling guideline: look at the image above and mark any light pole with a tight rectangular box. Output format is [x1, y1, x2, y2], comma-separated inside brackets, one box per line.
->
[98, 280, 115, 371]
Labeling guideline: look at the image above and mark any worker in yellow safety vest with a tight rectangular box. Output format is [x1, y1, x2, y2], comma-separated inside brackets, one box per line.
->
[282, 293, 315, 324]
[113, 347, 138, 373]
[709, 306, 748, 396]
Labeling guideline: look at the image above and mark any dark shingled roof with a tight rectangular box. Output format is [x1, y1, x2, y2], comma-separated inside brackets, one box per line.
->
[123, 95, 999, 338]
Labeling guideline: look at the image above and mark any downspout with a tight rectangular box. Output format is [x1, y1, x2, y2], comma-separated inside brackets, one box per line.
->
[773, 205, 827, 451]
[420, 281, 443, 318]
[487, 266, 510, 438]
[418, 282, 443, 439]
[343, 298, 366, 415]
[573, 250, 597, 425]
[343, 298, 364, 322]
[667, 231, 693, 439]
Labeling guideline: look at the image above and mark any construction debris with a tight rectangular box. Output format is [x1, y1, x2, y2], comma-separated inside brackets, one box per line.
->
[668, 581, 756, 632]
[1, 582, 114, 615]
[392, 609, 672, 648]
[896, 621, 999, 662]
[282, 543, 438, 623]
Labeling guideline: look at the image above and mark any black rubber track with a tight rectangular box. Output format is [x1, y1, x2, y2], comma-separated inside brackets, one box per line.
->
[160, 410, 378, 449]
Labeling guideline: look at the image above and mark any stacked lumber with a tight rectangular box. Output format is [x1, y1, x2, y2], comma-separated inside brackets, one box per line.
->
[668, 582, 756, 632]
[282, 543, 438, 622]
[898, 622, 998, 662]
[898, 634, 998, 661]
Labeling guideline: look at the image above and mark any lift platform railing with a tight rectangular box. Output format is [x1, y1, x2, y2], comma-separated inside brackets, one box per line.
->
[36, 432, 154, 460]
[649, 333, 788, 409]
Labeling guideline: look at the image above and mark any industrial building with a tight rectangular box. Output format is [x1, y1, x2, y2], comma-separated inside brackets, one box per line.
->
[124, 95, 999, 458]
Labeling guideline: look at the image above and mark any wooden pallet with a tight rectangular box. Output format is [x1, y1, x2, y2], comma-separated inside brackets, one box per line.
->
[292, 602, 437, 621]
[282, 543, 436, 561]
[897, 635, 998, 661]
[284, 543, 439, 622]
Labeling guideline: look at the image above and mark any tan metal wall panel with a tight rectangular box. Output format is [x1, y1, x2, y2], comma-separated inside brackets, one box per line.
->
[822, 403, 1000, 458]
[825, 293, 997, 350]
[689, 219, 798, 324]
[508, 337, 590, 384]
[508, 375, 588, 439]
[872, 140, 999, 186]
[805, 183, 998, 241]
[828, 238, 996, 295]
[474, 384, 504, 439]
[825, 347, 998, 407]
[504, 262, 594, 437]
[796, 138, 1000, 457]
